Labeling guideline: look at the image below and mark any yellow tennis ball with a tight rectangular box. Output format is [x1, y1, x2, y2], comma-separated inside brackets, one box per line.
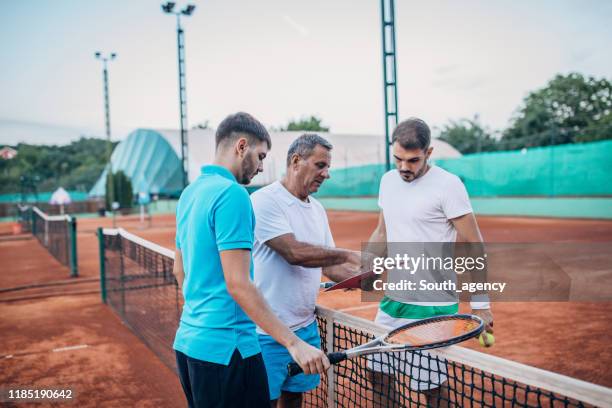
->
[479, 332, 495, 347]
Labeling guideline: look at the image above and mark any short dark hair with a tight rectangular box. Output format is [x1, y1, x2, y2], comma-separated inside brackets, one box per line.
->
[286, 134, 333, 167]
[392, 118, 431, 150]
[215, 112, 271, 149]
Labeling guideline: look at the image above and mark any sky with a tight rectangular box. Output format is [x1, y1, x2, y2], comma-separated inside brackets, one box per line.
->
[1, 0, 611, 144]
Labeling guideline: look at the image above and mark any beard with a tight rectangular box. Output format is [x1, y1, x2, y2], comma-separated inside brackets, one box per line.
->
[399, 162, 428, 182]
[240, 155, 258, 185]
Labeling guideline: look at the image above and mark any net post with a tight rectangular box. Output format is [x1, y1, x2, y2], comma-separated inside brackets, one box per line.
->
[326, 314, 336, 408]
[119, 235, 126, 316]
[97, 227, 107, 303]
[69, 217, 78, 277]
[31, 207, 37, 236]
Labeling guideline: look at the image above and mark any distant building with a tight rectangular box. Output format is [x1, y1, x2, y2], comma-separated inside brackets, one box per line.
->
[0, 146, 17, 160]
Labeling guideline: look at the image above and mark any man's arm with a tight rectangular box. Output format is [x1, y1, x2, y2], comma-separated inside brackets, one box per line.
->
[450, 212, 482, 242]
[366, 211, 387, 257]
[265, 233, 359, 268]
[451, 213, 494, 338]
[220, 249, 330, 375]
[173, 249, 184, 291]
[359, 211, 388, 290]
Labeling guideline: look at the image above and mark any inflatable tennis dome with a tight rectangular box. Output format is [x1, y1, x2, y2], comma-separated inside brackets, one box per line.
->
[89, 129, 184, 197]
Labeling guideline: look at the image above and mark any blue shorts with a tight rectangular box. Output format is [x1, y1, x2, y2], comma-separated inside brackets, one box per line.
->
[258, 320, 321, 400]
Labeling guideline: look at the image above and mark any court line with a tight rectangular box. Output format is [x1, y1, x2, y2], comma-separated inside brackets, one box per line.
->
[2, 344, 91, 359]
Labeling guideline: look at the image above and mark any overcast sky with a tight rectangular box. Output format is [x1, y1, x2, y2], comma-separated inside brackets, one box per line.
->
[1, 0, 611, 143]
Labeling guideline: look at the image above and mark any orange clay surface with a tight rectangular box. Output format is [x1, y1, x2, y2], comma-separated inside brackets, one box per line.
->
[1, 211, 611, 407]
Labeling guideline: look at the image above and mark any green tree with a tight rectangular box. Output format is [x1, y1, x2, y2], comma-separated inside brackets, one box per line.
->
[503, 73, 612, 147]
[105, 170, 133, 210]
[437, 118, 498, 154]
[0, 137, 115, 195]
[283, 115, 330, 132]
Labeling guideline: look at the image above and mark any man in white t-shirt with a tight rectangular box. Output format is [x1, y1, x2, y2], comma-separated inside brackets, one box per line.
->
[251, 134, 361, 408]
[366, 118, 494, 407]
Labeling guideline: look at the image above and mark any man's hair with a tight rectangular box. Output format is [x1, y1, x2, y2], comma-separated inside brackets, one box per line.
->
[286, 134, 333, 167]
[215, 112, 271, 149]
[392, 117, 431, 150]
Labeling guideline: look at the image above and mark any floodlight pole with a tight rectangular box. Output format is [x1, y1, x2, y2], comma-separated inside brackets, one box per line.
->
[380, 0, 399, 171]
[162, 2, 195, 190]
[95, 52, 116, 223]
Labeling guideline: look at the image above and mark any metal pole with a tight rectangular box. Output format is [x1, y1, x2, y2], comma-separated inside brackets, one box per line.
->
[97, 228, 107, 303]
[162, 3, 194, 188]
[103, 62, 115, 221]
[103, 62, 114, 214]
[103, 61, 111, 152]
[96, 53, 116, 215]
[380, 0, 399, 171]
[176, 14, 189, 189]
[69, 217, 79, 278]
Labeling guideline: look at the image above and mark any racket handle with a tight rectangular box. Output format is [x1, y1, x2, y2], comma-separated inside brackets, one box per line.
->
[287, 362, 304, 376]
[327, 352, 347, 364]
[287, 352, 348, 376]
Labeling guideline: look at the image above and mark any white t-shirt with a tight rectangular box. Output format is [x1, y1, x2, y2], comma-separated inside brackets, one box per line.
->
[378, 165, 473, 306]
[378, 165, 472, 243]
[252, 181, 335, 334]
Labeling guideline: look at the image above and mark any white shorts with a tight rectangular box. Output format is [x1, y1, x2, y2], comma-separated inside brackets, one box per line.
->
[367, 308, 448, 391]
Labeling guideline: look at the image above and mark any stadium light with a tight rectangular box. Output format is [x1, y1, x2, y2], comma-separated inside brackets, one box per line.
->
[161, 2, 176, 13]
[182, 4, 196, 15]
[162, 2, 196, 190]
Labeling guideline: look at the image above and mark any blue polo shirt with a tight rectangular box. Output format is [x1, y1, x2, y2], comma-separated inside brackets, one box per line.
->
[173, 165, 260, 365]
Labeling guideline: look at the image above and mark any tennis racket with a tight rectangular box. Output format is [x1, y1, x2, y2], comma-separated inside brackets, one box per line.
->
[288, 313, 484, 376]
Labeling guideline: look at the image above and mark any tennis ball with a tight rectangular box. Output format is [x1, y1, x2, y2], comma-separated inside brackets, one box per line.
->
[479, 332, 495, 347]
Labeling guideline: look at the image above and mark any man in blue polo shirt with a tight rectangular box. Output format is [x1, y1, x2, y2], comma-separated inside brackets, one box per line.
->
[172, 112, 329, 408]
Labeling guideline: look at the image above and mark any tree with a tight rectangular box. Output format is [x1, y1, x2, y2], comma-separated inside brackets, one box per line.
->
[503, 73, 612, 147]
[0, 137, 115, 195]
[283, 115, 329, 132]
[437, 117, 498, 154]
[105, 170, 133, 210]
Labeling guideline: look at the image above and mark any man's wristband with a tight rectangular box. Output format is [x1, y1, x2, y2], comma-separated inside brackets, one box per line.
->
[470, 294, 490, 310]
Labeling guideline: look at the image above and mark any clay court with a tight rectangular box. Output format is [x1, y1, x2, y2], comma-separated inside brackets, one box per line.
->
[1, 211, 611, 407]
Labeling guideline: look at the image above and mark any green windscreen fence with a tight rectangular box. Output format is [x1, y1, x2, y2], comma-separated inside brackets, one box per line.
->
[316, 140, 612, 198]
[316, 164, 386, 197]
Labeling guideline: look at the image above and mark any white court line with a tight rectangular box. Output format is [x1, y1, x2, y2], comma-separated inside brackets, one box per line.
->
[52, 344, 89, 353]
[338, 304, 379, 313]
[1, 344, 90, 359]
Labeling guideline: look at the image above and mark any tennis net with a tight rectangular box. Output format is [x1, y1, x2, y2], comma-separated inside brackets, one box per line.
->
[24, 206, 78, 277]
[98, 227, 181, 369]
[98, 228, 612, 407]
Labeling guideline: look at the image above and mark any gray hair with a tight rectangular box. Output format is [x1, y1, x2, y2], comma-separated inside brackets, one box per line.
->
[286, 134, 333, 167]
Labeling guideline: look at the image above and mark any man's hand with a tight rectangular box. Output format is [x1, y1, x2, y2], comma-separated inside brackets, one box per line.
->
[287, 339, 330, 375]
[358, 251, 381, 291]
[345, 250, 362, 274]
[472, 308, 494, 342]
[322, 250, 363, 283]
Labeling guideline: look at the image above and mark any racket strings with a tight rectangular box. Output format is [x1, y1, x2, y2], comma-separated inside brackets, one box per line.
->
[385, 318, 480, 347]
